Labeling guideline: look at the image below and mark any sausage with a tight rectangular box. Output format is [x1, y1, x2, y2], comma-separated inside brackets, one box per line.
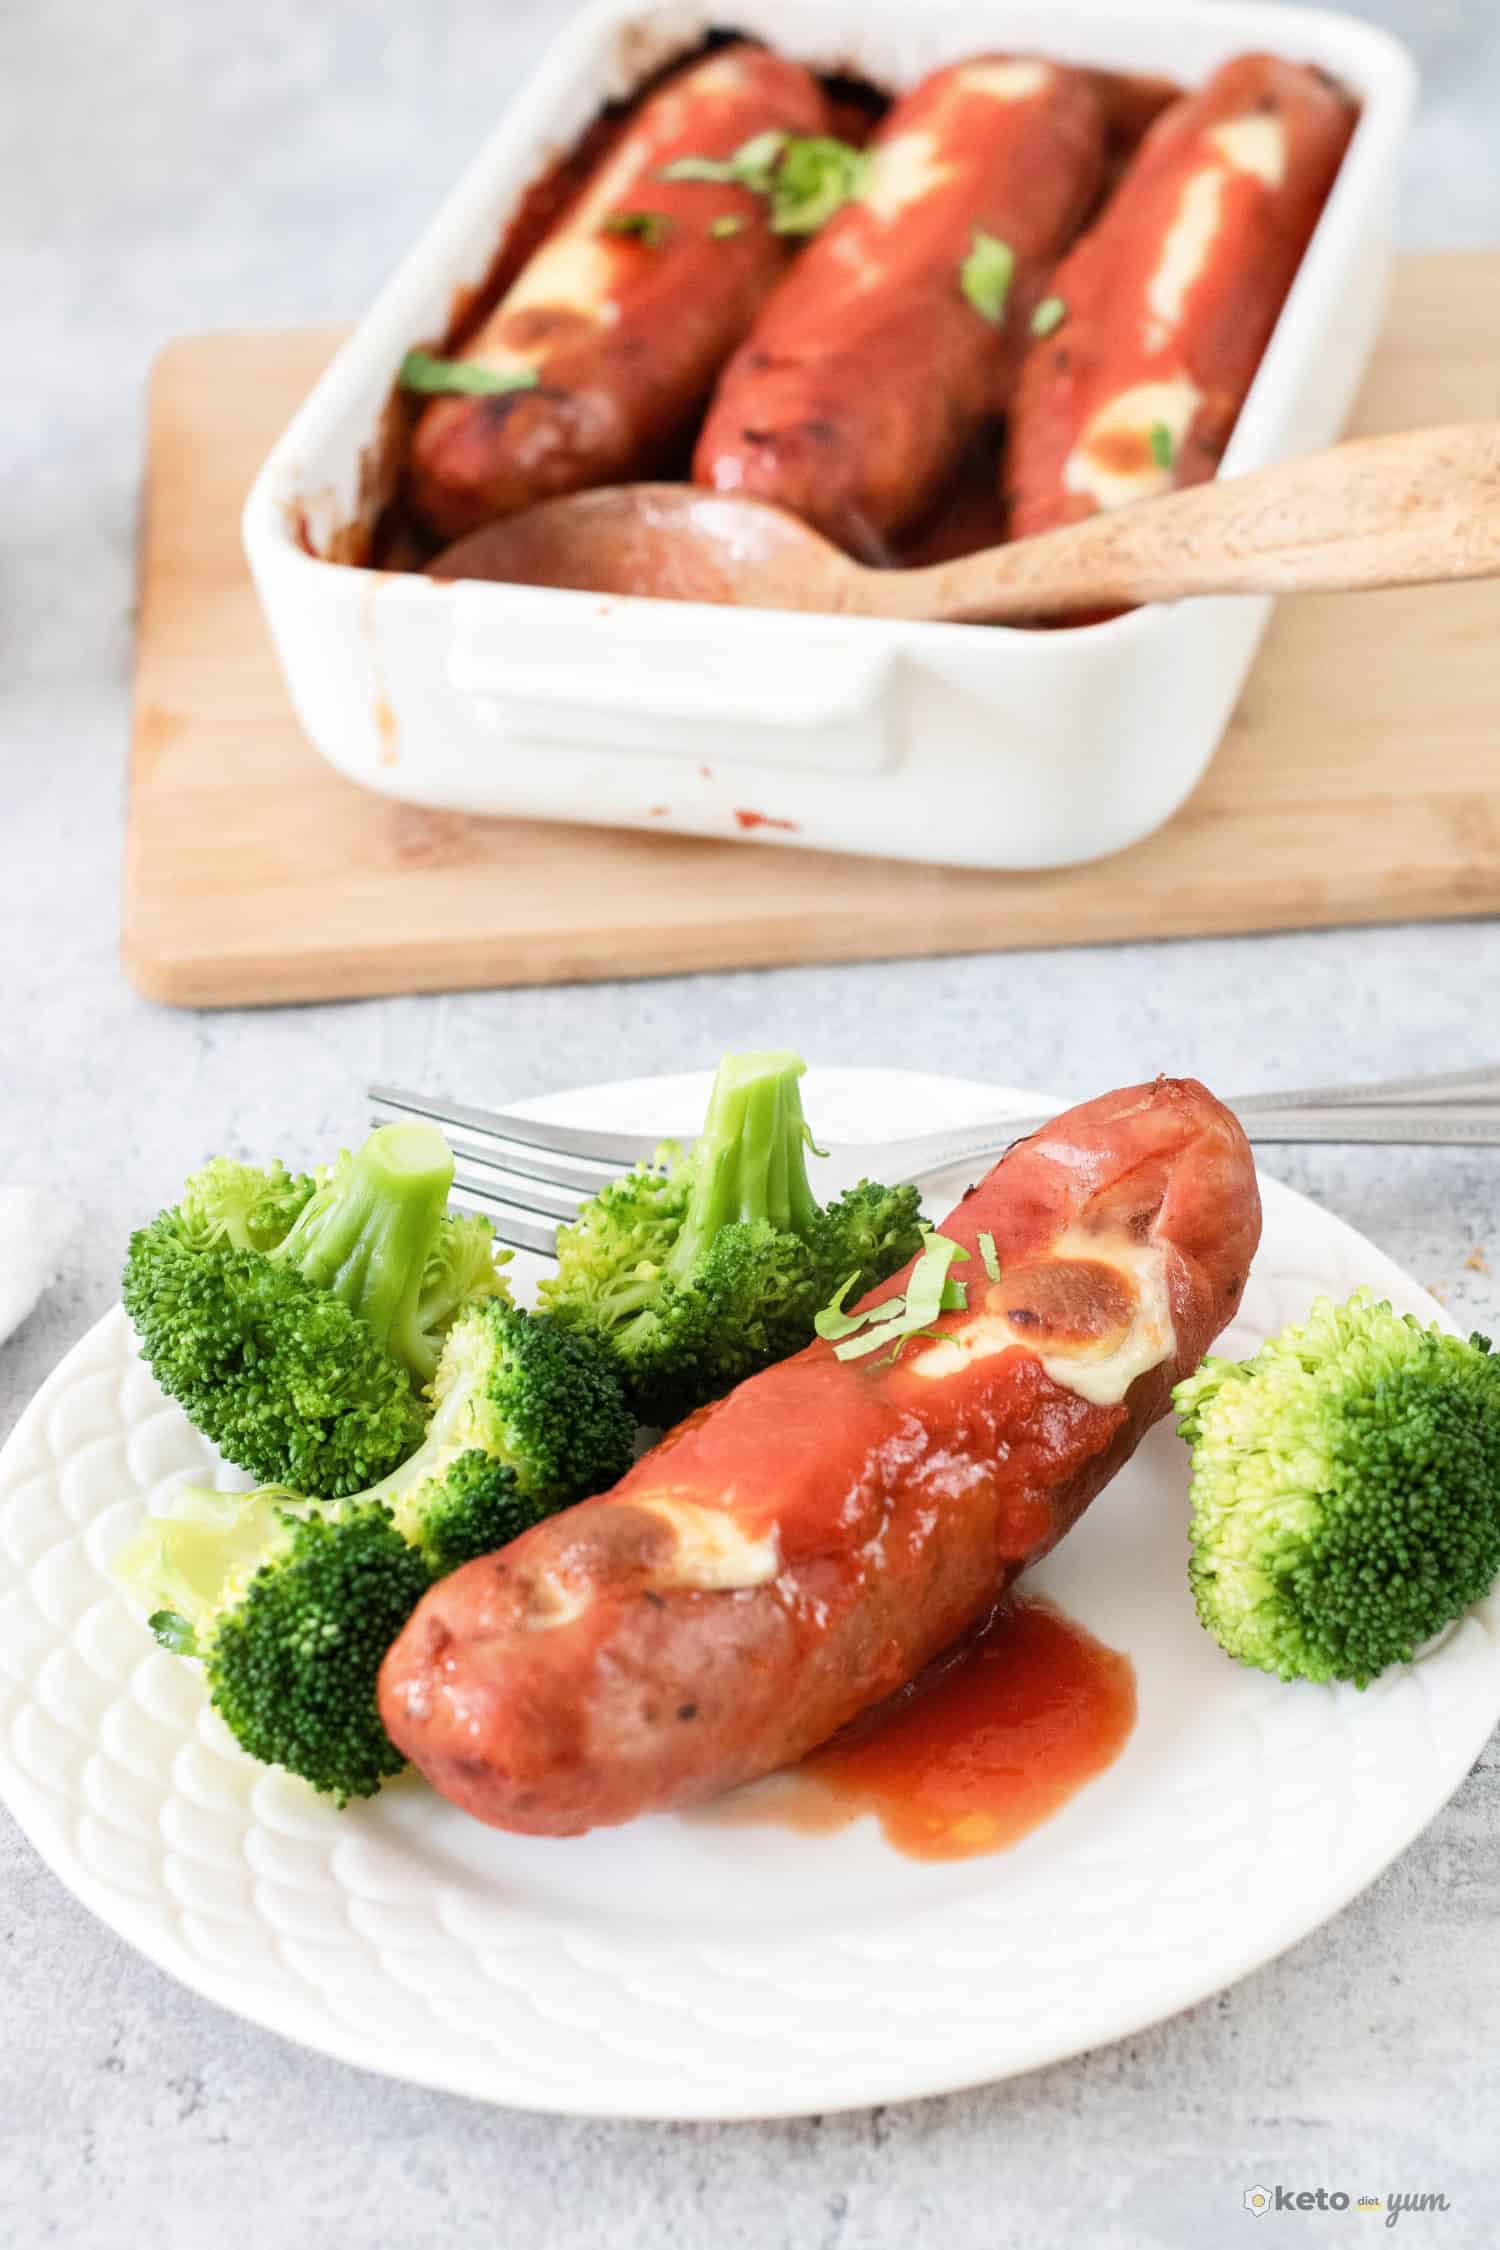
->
[1004, 54, 1356, 542]
[406, 44, 829, 540]
[692, 58, 1107, 557]
[380, 1079, 1261, 1836]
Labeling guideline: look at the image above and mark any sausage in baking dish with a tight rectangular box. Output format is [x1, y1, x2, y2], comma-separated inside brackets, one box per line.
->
[407, 43, 830, 540]
[1003, 53, 1356, 541]
[692, 56, 1108, 556]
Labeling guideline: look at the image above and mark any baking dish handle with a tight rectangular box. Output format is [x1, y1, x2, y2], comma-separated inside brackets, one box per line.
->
[445, 581, 900, 774]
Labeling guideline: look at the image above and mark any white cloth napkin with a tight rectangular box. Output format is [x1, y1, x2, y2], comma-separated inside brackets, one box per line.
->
[0, 1187, 73, 1347]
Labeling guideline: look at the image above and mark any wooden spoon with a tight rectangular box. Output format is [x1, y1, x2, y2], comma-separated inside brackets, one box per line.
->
[427, 423, 1500, 622]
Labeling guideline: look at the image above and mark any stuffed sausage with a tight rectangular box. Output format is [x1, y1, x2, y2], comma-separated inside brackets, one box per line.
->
[1004, 53, 1356, 541]
[692, 58, 1107, 556]
[407, 44, 829, 540]
[380, 1079, 1261, 1835]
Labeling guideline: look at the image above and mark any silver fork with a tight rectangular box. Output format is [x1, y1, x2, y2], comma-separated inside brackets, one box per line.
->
[369, 1065, 1500, 1259]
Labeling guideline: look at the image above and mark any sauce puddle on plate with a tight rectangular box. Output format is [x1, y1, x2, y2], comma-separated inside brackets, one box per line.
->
[701, 1597, 1136, 1860]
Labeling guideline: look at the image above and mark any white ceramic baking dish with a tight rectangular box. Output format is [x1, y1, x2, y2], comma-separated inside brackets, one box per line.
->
[243, 0, 1414, 871]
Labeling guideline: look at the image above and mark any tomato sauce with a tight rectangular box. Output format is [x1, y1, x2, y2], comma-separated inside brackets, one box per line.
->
[709, 1597, 1135, 1860]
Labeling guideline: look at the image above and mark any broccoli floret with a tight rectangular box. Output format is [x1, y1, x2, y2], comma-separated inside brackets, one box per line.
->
[207, 1507, 426, 1801]
[417, 1209, 507, 1364]
[1175, 1289, 1500, 1687]
[174, 1157, 318, 1251]
[123, 1122, 509, 1496]
[367, 1297, 636, 1574]
[275, 1126, 503, 1385]
[117, 1486, 425, 1803]
[539, 1051, 924, 1425]
[113, 1301, 634, 1800]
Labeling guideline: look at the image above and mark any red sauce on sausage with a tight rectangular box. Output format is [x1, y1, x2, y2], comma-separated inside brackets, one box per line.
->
[381, 1081, 1251, 1838]
[709, 1596, 1135, 1860]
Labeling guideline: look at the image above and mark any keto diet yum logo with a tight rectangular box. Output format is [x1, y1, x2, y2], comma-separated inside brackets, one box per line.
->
[1243, 2185, 1453, 2226]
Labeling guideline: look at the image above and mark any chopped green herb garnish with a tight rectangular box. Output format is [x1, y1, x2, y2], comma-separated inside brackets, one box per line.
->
[396, 351, 540, 399]
[149, 1609, 198, 1656]
[830, 1228, 969, 1363]
[814, 1271, 863, 1339]
[661, 130, 866, 237]
[960, 230, 1015, 326]
[873, 1328, 951, 1369]
[815, 1274, 908, 1342]
[601, 209, 675, 246]
[816, 1228, 974, 1366]
[734, 127, 793, 183]
[1030, 295, 1066, 339]
[835, 1320, 915, 1363]
[1148, 420, 1176, 470]
[770, 135, 868, 235]
[710, 212, 748, 239]
[903, 1228, 967, 1330]
[661, 156, 741, 183]
[814, 1273, 882, 1339]
[978, 1232, 1001, 1282]
[661, 132, 785, 190]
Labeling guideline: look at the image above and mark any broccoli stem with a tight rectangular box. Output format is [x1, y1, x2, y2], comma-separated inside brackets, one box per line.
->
[273, 1122, 455, 1384]
[666, 1050, 821, 1279]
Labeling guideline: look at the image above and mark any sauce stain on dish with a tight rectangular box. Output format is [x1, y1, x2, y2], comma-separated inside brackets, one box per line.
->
[702, 1597, 1135, 1860]
[360, 573, 401, 764]
[374, 692, 400, 766]
[733, 808, 798, 833]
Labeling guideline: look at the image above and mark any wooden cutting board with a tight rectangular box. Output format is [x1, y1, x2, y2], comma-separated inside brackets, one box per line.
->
[124, 251, 1500, 1008]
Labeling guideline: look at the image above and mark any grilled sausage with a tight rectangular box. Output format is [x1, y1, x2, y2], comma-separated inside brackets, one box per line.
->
[380, 1079, 1261, 1836]
[407, 44, 829, 540]
[1004, 54, 1356, 541]
[692, 58, 1107, 557]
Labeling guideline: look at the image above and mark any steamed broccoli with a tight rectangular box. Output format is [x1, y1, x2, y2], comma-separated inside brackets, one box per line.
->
[120, 1487, 427, 1802]
[538, 1050, 924, 1425]
[114, 1300, 634, 1801]
[1175, 1289, 1500, 1687]
[123, 1123, 509, 1497]
[364, 1296, 637, 1574]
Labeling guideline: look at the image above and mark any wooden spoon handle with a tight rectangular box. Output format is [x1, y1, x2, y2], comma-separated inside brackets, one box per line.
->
[895, 424, 1500, 623]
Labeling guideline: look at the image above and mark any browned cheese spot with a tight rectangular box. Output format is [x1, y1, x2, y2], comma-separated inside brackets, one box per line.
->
[993, 1257, 1137, 1354]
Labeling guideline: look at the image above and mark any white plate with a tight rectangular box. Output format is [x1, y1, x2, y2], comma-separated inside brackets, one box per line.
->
[1, 1069, 1496, 2120]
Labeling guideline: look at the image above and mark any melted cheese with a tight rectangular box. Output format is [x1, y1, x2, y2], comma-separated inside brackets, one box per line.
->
[955, 60, 1050, 104]
[636, 1498, 781, 1591]
[1147, 166, 1225, 333]
[484, 119, 652, 355]
[494, 234, 622, 352]
[910, 1228, 1176, 1408]
[828, 229, 882, 291]
[517, 1500, 779, 1631]
[1208, 112, 1287, 187]
[859, 130, 954, 223]
[520, 1573, 590, 1630]
[682, 51, 748, 100]
[507, 231, 618, 313]
[1062, 375, 1203, 510]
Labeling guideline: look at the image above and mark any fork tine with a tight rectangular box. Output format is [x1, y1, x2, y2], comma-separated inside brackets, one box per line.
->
[448, 1159, 585, 1226]
[417, 1124, 620, 1198]
[369, 1083, 663, 1168]
[447, 1176, 560, 1260]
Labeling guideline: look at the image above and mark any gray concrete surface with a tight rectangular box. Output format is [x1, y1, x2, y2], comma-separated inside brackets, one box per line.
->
[3, 1, 1498, 2241]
